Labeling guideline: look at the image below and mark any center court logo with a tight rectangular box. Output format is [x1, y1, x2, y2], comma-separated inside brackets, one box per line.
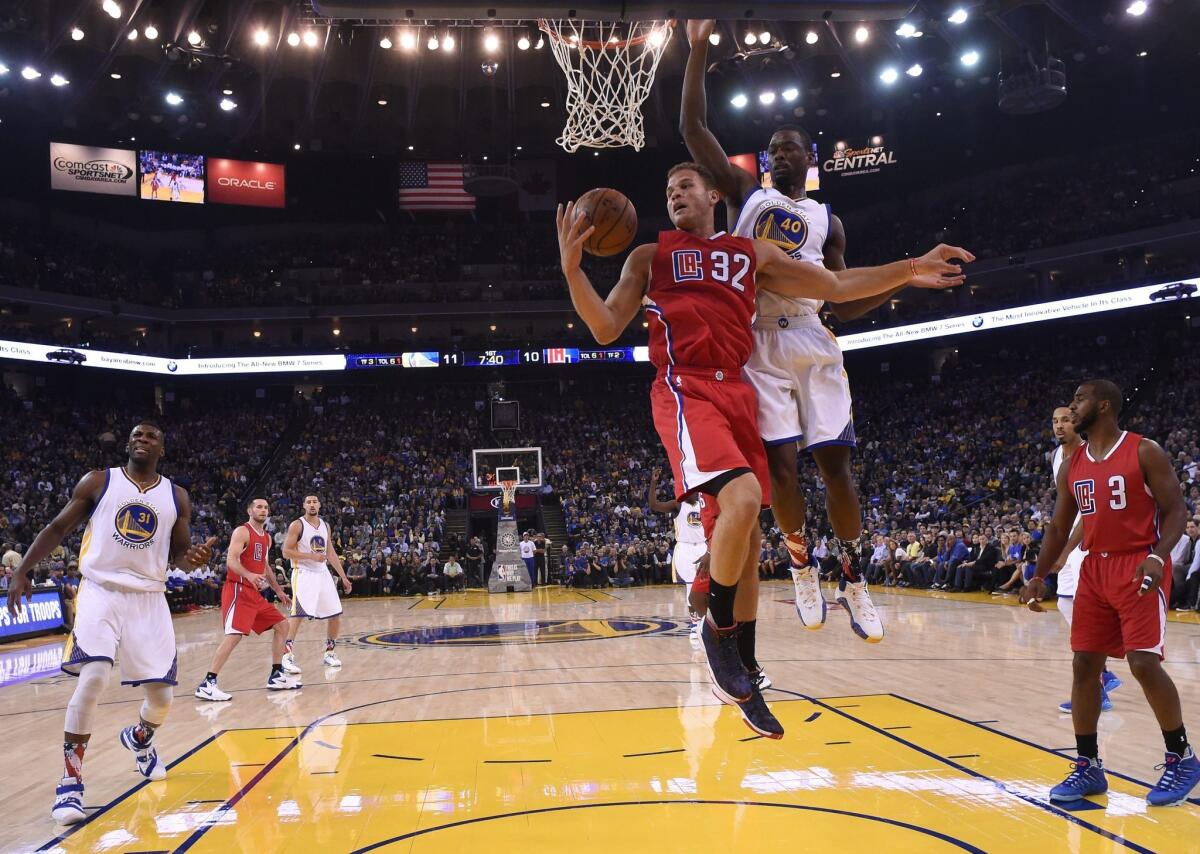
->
[113, 501, 158, 547]
[356, 618, 678, 647]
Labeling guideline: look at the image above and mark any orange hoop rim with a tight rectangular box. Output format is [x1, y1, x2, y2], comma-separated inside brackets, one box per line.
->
[537, 19, 675, 51]
[500, 479, 518, 492]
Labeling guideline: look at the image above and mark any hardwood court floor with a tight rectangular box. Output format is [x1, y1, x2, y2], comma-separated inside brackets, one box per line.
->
[4, 582, 1200, 853]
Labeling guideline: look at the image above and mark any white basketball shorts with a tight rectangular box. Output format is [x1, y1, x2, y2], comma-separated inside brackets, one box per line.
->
[745, 315, 856, 449]
[1057, 546, 1086, 598]
[673, 541, 707, 584]
[291, 568, 343, 620]
[62, 579, 178, 685]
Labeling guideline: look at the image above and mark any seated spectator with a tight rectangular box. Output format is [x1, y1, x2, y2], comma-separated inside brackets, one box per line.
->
[443, 554, 465, 592]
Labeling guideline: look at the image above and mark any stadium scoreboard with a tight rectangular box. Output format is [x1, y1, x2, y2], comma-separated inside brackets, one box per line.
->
[347, 347, 646, 370]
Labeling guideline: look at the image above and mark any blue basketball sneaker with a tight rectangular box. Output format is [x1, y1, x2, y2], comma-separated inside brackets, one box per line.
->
[700, 618, 752, 705]
[1050, 756, 1108, 803]
[735, 687, 784, 739]
[1058, 688, 1113, 714]
[1147, 749, 1200, 806]
[1102, 670, 1122, 692]
[51, 778, 86, 825]
[119, 725, 166, 781]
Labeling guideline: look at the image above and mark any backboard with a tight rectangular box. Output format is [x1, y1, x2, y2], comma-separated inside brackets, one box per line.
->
[473, 447, 543, 491]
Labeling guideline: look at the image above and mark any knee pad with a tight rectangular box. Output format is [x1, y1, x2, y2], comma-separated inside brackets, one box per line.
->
[64, 660, 112, 735]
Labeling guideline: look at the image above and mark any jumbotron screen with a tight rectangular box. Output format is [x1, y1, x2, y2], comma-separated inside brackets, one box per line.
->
[138, 150, 205, 204]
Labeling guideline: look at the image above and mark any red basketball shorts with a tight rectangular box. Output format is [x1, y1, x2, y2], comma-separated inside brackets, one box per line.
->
[221, 578, 286, 636]
[1072, 550, 1171, 659]
[650, 367, 771, 507]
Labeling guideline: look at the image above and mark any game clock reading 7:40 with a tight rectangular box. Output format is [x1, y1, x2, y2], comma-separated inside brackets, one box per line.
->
[443, 349, 519, 367]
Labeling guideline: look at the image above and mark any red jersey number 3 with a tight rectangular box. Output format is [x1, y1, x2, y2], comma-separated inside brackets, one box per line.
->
[672, 249, 752, 292]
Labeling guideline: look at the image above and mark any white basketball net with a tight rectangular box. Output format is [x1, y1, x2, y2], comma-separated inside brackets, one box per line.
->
[500, 480, 517, 515]
[539, 19, 674, 153]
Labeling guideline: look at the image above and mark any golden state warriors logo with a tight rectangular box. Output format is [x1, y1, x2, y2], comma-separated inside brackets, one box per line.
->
[114, 501, 157, 546]
[309, 534, 327, 555]
[358, 618, 677, 647]
[686, 510, 702, 528]
[754, 206, 809, 256]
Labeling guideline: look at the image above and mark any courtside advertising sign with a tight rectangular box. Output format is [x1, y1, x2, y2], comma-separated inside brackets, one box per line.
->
[49, 143, 137, 196]
[207, 158, 286, 208]
[0, 589, 67, 641]
[1, 278, 1196, 376]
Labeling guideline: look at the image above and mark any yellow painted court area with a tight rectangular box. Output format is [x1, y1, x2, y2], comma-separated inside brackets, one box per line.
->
[41, 694, 1197, 853]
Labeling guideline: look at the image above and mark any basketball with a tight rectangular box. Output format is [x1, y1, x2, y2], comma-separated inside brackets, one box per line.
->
[575, 187, 637, 257]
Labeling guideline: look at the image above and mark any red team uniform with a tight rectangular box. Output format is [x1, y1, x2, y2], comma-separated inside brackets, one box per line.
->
[646, 230, 771, 526]
[220, 524, 285, 636]
[1068, 431, 1171, 659]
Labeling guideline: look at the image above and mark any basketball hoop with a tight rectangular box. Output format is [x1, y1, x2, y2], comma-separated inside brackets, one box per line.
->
[500, 479, 518, 516]
[538, 19, 674, 153]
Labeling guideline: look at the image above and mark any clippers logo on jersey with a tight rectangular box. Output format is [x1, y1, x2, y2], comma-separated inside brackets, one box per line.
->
[113, 501, 158, 547]
[687, 510, 702, 528]
[308, 534, 327, 555]
[253, 542, 264, 562]
[753, 206, 810, 256]
[672, 249, 703, 282]
[1074, 479, 1097, 515]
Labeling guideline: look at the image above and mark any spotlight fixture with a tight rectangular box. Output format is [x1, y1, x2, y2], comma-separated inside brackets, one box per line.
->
[830, 70, 841, 78]
[760, 30, 771, 44]
[71, 27, 85, 41]
[483, 29, 499, 52]
[1138, 50, 1148, 57]
[407, 145, 414, 150]
[1126, 1, 1148, 15]
[517, 35, 530, 50]
[222, 88, 233, 95]
[960, 49, 980, 66]
[50, 74, 69, 87]
[109, 72, 121, 79]
[21, 66, 41, 80]
[854, 26, 869, 43]
[879, 66, 899, 84]
[377, 99, 387, 105]
[144, 25, 158, 40]
[534, 34, 544, 49]
[730, 92, 748, 108]
[287, 32, 300, 47]
[896, 23, 917, 38]
[647, 27, 667, 48]
[782, 87, 799, 102]
[102, 1, 122, 20]
[332, 328, 341, 336]
[187, 30, 201, 46]
[165, 91, 183, 105]
[758, 90, 776, 105]
[293, 143, 301, 150]
[399, 29, 416, 50]
[127, 28, 138, 40]
[302, 30, 318, 47]
[0, 63, 7, 75]
[708, 32, 721, 46]
[442, 31, 455, 51]
[744, 32, 758, 46]
[805, 31, 818, 45]
[427, 33, 439, 50]
[489, 324, 497, 332]
[948, 8, 969, 24]
[539, 100, 550, 108]
[219, 97, 236, 111]
[906, 63, 923, 77]
[380, 36, 392, 49]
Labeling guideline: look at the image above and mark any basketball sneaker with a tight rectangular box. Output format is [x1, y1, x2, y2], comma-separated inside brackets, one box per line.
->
[735, 687, 785, 739]
[836, 577, 884, 643]
[194, 677, 232, 702]
[267, 670, 301, 691]
[119, 725, 166, 781]
[689, 619, 702, 647]
[52, 778, 87, 825]
[700, 617, 752, 704]
[1147, 749, 1200, 806]
[750, 668, 772, 691]
[1102, 671, 1122, 692]
[281, 652, 301, 675]
[1049, 756, 1108, 803]
[323, 650, 342, 668]
[790, 565, 826, 629]
[1058, 688, 1113, 714]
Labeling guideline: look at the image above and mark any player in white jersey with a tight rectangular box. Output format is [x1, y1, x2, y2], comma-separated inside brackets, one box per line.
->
[280, 495, 352, 674]
[681, 20, 968, 644]
[1043, 406, 1121, 712]
[5, 423, 215, 825]
[649, 469, 708, 645]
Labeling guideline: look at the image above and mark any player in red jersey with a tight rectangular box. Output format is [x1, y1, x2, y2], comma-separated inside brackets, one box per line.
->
[557, 162, 970, 738]
[1023, 380, 1198, 806]
[194, 497, 298, 701]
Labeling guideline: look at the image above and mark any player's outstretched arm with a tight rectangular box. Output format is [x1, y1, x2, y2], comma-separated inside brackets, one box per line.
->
[679, 20, 759, 212]
[1138, 438, 1187, 595]
[648, 468, 680, 514]
[558, 202, 651, 345]
[822, 216, 904, 322]
[1023, 461, 1078, 603]
[5, 470, 104, 617]
[169, 485, 216, 569]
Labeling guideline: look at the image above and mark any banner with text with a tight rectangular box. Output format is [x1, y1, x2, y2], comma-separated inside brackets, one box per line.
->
[207, 158, 286, 208]
[822, 136, 898, 179]
[49, 143, 137, 196]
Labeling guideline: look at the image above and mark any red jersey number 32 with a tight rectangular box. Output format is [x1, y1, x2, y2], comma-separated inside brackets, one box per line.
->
[672, 249, 751, 292]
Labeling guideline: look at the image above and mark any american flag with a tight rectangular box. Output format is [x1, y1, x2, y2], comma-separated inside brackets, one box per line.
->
[398, 161, 476, 212]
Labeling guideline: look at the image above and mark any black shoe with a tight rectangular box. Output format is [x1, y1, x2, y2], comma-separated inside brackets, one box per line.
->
[701, 617, 752, 704]
[735, 686, 784, 739]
